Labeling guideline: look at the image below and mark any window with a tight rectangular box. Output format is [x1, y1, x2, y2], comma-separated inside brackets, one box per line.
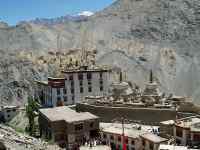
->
[90, 122, 94, 128]
[193, 134, 200, 141]
[69, 75, 73, 80]
[75, 123, 83, 131]
[63, 88, 67, 94]
[87, 73, 92, 80]
[78, 73, 83, 80]
[80, 87, 84, 93]
[55, 134, 65, 141]
[131, 140, 135, 145]
[103, 134, 107, 139]
[79, 80, 83, 86]
[149, 142, 154, 150]
[57, 88, 60, 95]
[88, 87, 92, 92]
[125, 138, 129, 144]
[110, 135, 114, 140]
[176, 127, 183, 137]
[99, 80, 103, 84]
[100, 86, 104, 91]
[99, 72, 103, 78]
[13, 109, 16, 112]
[71, 88, 74, 94]
[57, 97, 61, 101]
[72, 95, 75, 102]
[6, 110, 11, 113]
[142, 140, 145, 146]
[64, 96, 68, 102]
[88, 81, 92, 85]
[71, 81, 74, 86]
[118, 136, 121, 142]
[126, 145, 129, 150]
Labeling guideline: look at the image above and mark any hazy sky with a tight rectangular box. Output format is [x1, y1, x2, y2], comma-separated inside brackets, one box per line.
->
[0, 0, 115, 25]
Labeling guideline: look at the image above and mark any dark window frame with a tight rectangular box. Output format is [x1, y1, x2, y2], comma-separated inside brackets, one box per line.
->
[103, 134, 107, 139]
[110, 135, 114, 140]
[88, 86, 92, 92]
[71, 81, 74, 86]
[87, 73, 92, 80]
[90, 122, 94, 128]
[64, 96, 68, 102]
[57, 88, 60, 95]
[131, 140, 135, 145]
[71, 88, 74, 94]
[57, 96, 61, 101]
[78, 73, 83, 80]
[99, 72, 103, 78]
[75, 123, 83, 131]
[63, 88, 67, 94]
[88, 80, 92, 85]
[72, 95, 75, 102]
[125, 138, 129, 144]
[69, 75, 73, 80]
[99, 80, 103, 84]
[79, 80, 83, 86]
[80, 87, 84, 93]
[100, 86, 104, 91]
[118, 136, 121, 142]
[149, 142, 154, 150]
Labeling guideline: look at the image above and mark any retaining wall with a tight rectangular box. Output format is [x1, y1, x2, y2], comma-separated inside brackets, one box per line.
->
[76, 103, 177, 124]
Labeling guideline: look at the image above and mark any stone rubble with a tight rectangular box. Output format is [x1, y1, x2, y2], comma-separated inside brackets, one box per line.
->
[0, 124, 62, 150]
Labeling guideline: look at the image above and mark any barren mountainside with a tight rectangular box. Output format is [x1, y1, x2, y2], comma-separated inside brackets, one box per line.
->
[0, 0, 200, 104]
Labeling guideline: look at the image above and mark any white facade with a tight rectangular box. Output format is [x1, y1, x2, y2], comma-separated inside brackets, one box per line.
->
[100, 123, 167, 150]
[63, 70, 110, 105]
[159, 144, 196, 150]
[36, 68, 110, 107]
[173, 116, 200, 147]
[173, 126, 189, 146]
[141, 139, 160, 150]
[100, 132, 140, 150]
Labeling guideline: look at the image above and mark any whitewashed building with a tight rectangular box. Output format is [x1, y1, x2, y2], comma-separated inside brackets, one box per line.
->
[35, 66, 111, 107]
[173, 116, 200, 147]
[100, 123, 167, 150]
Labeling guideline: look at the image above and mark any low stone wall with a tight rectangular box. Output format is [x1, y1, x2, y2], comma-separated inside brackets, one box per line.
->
[76, 103, 177, 125]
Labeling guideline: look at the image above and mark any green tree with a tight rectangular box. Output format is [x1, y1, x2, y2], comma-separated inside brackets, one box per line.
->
[26, 96, 39, 136]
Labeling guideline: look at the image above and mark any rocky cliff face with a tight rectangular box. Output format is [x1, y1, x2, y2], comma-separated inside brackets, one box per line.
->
[1, 0, 200, 105]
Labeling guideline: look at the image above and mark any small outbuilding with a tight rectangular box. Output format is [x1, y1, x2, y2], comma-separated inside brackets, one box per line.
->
[38, 106, 99, 149]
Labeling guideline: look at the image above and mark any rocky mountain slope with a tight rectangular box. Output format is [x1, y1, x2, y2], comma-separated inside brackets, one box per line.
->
[0, 124, 60, 150]
[0, 0, 200, 104]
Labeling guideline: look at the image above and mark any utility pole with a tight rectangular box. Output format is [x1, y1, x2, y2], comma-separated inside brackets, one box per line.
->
[121, 117, 126, 150]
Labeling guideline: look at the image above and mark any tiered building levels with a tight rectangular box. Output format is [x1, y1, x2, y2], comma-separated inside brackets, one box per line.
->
[35, 66, 111, 107]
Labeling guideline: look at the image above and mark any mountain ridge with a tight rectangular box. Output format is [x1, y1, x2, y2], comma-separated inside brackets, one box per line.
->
[1, 0, 200, 104]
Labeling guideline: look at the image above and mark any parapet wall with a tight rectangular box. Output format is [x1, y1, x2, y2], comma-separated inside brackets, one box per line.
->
[76, 103, 177, 125]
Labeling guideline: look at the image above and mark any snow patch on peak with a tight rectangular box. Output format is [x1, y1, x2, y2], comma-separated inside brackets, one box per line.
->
[78, 11, 94, 16]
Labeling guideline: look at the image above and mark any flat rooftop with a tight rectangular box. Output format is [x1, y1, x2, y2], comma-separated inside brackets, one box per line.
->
[62, 66, 110, 73]
[35, 80, 48, 85]
[39, 106, 99, 123]
[80, 146, 110, 150]
[141, 133, 168, 143]
[159, 144, 198, 150]
[100, 123, 155, 139]
[160, 120, 175, 125]
[175, 116, 200, 129]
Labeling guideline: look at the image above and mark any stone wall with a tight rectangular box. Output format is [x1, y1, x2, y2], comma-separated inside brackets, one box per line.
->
[76, 103, 177, 124]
